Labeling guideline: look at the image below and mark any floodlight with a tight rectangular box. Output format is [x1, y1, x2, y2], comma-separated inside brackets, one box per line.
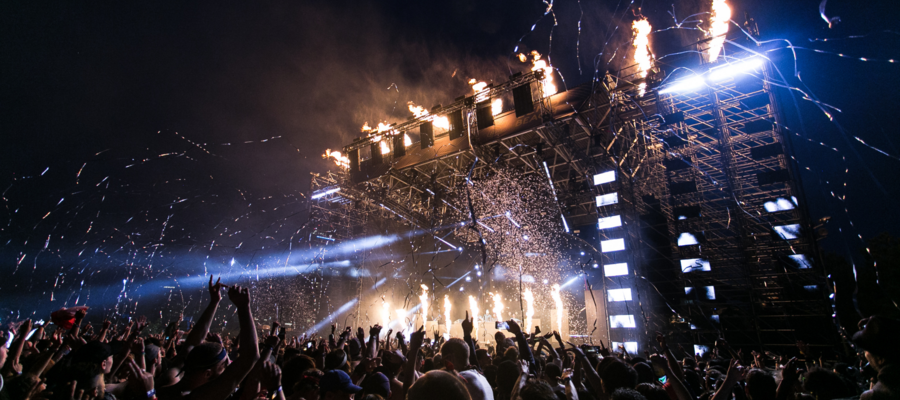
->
[709, 58, 764, 81]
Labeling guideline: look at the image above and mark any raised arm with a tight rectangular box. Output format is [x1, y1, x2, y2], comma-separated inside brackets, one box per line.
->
[185, 276, 226, 349]
[461, 311, 479, 370]
[402, 325, 426, 395]
[651, 354, 692, 400]
[190, 285, 260, 400]
[569, 346, 604, 400]
[656, 332, 684, 381]
[2, 319, 32, 376]
[506, 319, 535, 370]
[712, 359, 747, 400]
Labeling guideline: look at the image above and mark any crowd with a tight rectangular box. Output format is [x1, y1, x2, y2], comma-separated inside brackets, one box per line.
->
[1, 276, 897, 400]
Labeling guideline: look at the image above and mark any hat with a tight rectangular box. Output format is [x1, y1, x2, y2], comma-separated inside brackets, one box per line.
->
[183, 342, 227, 372]
[852, 316, 900, 360]
[320, 370, 362, 394]
[325, 349, 349, 370]
[71, 341, 113, 365]
[362, 372, 391, 397]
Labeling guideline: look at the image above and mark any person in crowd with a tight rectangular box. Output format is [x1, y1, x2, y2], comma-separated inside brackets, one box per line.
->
[5, 275, 900, 400]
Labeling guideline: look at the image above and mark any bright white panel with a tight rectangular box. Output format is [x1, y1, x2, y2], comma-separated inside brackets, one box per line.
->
[598, 215, 623, 230]
[604, 263, 629, 277]
[609, 315, 636, 328]
[677, 232, 699, 246]
[596, 192, 619, 207]
[789, 254, 812, 269]
[694, 344, 710, 357]
[601, 238, 626, 252]
[594, 170, 616, 185]
[612, 341, 639, 354]
[608, 288, 633, 302]
[680, 258, 711, 273]
[764, 197, 797, 212]
[774, 224, 801, 240]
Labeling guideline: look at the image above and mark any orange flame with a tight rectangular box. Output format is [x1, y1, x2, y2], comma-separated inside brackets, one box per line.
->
[468, 295, 480, 337]
[527, 51, 557, 97]
[708, 0, 731, 62]
[323, 149, 350, 169]
[491, 98, 503, 116]
[632, 18, 653, 96]
[419, 284, 429, 323]
[472, 81, 488, 93]
[491, 292, 504, 322]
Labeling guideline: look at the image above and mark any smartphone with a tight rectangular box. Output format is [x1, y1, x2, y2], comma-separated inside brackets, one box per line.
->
[306, 342, 313, 349]
[584, 346, 600, 354]
[496, 321, 509, 330]
[659, 376, 667, 384]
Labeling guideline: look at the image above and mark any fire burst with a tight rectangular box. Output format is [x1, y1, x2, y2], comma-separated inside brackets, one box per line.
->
[322, 149, 350, 169]
[551, 284, 563, 333]
[395, 308, 407, 332]
[381, 301, 391, 330]
[491, 292, 504, 322]
[632, 18, 653, 96]
[443, 294, 452, 338]
[419, 284, 429, 324]
[523, 288, 535, 333]
[522, 51, 557, 97]
[468, 295, 480, 338]
[409, 101, 450, 131]
[491, 98, 503, 116]
[708, 0, 731, 62]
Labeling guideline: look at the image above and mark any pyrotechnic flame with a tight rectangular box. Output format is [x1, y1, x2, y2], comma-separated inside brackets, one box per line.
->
[419, 284, 429, 323]
[404, 133, 412, 147]
[492, 99, 503, 116]
[381, 301, 391, 330]
[632, 18, 653, 96]
[527, 51, 557, 97]
[708, 0, 731, 62]
[361, 122, 372, 132]
[523, 288, 535, 333]
[444, 294, 452, 337]
[491, 292, 504, 322]
[551, 284, 563, 334]
[323, 149, 350, 169]
[395, 308, 407, 331]
[468, 295, 480, 337]
[517, 53, 528, 63]
[433, 115, 450, 130]
[408, 102, 429, 118]
[379, 140, 390, 154]
[472, 81, 488, 93]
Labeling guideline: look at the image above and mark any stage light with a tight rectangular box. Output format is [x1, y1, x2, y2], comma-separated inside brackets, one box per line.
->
[609, 315, 636, 328]
[658, 76, 705, 95]
[803, 285, 818, 291]
[764, 197, 797, 212]
[476, 271, 482, 277]
[789, 254, 812, 269]
[685, 286, 716, 300]
[601, 238, 625, 252]
[580, 251, 585, 256]
[608, 288, 632, 302]
[523, 235, 529, 240]
[774, 224, 801, 240]
[593, 170, 616, 185]
[465, 276, 471, 282]
[604, 263, 628, 277]
[474, 265, 480, 270]
[680, 258, 711, 272]
[311, 187, 341, 199]
[598, 215, 622, 230]
[596, 193, 618, 207]
[612, 342, 638, 354]
[592, 263, 599, 268]
[709, 57, 764, 82]
[677, 233, 699, 246]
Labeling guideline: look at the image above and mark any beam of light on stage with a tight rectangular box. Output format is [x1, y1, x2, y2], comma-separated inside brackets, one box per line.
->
[305, 298, 358, 335]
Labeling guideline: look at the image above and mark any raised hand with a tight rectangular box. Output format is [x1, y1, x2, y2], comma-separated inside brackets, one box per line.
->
[260, 361, 282, 394]
[506, 319, 522, 335]
[227, 285, 251, 308]
[461, 311, 473, 336]
[134, 316, 148, 332]
[781, 357, 801, 383]
[369, 324, 382, 338]
[656, 331, 668, 350]
[409, 325, 426, 350]
[724, 358, 747, 384]
[517, 359, 529, 375]
[208, 275, 226, 302]
[125, 358, 154, 397]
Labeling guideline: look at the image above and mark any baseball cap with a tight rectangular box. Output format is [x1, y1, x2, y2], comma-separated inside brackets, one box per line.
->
[320, 370, 362, 394]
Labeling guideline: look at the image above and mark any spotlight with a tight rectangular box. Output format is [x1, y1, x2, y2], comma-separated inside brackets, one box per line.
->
[709, 58, 764, 81]
[542, 279, 549, 284]
[476, 271, 482, 277]
[580, 251, 585, 256]
[658, 76, 705, 95]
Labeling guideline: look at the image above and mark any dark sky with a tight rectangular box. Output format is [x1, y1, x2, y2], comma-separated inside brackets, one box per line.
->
[1, 0, 899, 318]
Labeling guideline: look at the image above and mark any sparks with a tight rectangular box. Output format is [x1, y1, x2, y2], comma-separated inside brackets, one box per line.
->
[381, 301, 391, 330]
[708, 0, 731, 62]
[491, 292, 504, 322]
[551, 284, 563, 334]
[443, 294, 452, 338]
[419, 284, 429, 323]
[468, 295, 480, 338]
[523, 288, 535, 334]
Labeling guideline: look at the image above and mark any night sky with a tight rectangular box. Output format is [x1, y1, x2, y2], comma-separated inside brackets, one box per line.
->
[1, 0, 899, 320]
